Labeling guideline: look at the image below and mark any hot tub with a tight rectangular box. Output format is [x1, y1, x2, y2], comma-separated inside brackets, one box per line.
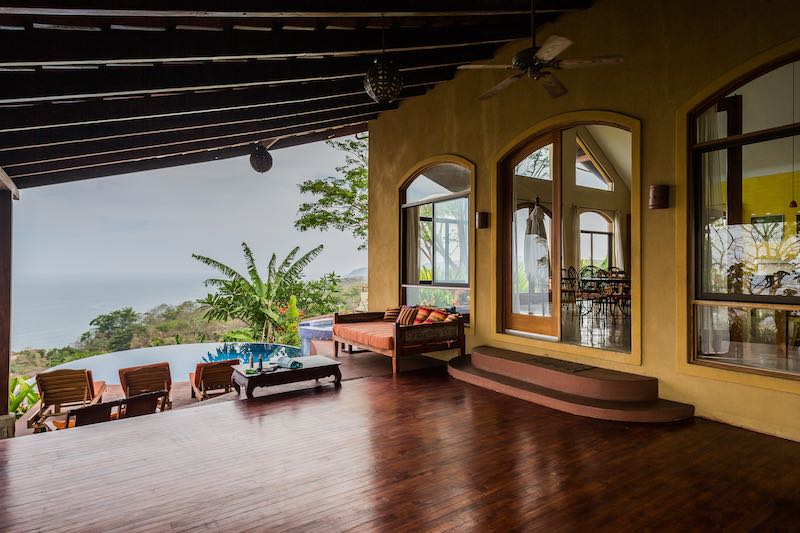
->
[299, 317, 333, 355]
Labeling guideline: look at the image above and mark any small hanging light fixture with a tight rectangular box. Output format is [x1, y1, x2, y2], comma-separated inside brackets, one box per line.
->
[364, 13, 403, 103]
[250, 139, 277, 173]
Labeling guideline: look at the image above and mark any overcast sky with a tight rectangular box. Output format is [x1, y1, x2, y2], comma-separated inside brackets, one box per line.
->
[12, 139, 367, 282]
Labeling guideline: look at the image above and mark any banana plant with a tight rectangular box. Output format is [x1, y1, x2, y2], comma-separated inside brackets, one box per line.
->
[193, 243, 323, 343]
[9, 376, 39, 419]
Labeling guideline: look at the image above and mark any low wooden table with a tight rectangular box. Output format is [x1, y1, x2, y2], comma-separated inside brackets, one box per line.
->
[231, 356, 342, 399]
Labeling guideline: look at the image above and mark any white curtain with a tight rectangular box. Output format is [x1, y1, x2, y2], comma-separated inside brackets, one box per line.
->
[613, 211, 625, 272]
[697, 108, 730, 355]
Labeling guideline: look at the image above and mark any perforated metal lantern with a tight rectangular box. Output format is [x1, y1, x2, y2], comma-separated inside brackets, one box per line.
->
[364, 57, 403, 103]
[249, 143, 273, 173]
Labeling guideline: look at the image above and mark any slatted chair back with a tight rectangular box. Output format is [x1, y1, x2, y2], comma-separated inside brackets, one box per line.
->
[121, 390, 168, 418]
[36, 369, 95, 412]
[119, 362, 171, 397]
[65, 400, 120, 428]
[199, 360, 238, 391]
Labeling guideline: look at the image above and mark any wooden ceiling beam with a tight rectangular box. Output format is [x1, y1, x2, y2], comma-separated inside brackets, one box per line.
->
[13, 122, 367, 189]
[3, 109, 382, 173]
[0, 45, 497, 104]
[0, 1, 591, 19]
[0, 24, 530, 66]
[0, 68, 450, 132]
[0, 88, 426, 149]
[10, 120, 369, 187]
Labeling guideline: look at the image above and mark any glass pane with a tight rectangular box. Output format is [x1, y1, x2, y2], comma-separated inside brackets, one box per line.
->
[592, 234, 610, 269]
[699, 136, 800, 299]
[405, 286, 470, 323]
[515, 144, 552, 180]
[695, 60, 800, 142]
[695, 303, 800, 375]
[562, 125, 632, 353]
[512, 144, 553, 317]
[405, 163, 470, 204]
[576, 144, 612, 190]
[433, 197, 469, 284]
[402, 204, 433, 284]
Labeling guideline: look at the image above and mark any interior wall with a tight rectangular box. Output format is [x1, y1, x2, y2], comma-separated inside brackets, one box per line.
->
[367, 0, 800, 441]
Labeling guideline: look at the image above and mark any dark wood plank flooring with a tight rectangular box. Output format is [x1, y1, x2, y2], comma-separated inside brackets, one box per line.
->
[1, 369, 799, 531]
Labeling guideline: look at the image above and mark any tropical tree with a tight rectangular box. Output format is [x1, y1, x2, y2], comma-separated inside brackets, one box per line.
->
[295, 136, 368, 250]
[193, 243, 323, 343]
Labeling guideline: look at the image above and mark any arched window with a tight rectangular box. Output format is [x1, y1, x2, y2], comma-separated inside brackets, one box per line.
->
[501, 122, 633, 351]
[690, 54, 800, 377]
[580, 211, 613, 269]
[401, 161, 472, 321]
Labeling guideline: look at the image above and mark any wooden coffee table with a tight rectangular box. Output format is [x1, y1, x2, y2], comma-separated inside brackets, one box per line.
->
[231, 356, 342, 399]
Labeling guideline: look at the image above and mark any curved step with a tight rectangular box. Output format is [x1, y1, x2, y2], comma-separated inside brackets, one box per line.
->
[449, 355, 694, 423]
[472, 345, 658, 402]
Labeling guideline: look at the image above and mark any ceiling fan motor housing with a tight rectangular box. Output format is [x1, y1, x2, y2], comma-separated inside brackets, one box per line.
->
[512, 47, 540, 70]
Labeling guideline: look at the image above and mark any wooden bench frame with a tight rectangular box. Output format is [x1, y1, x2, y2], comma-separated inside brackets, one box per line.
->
[333, 312, 465, 374]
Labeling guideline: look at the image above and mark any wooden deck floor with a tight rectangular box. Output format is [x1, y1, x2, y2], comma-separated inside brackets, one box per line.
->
[2, 369, 799, 531]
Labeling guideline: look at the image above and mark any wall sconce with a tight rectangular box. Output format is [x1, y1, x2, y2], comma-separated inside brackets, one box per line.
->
[475, 212, 490, 229]
[649, 185, 670, 209]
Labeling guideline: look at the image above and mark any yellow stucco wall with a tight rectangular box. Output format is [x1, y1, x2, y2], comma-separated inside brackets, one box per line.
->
[367, 0, 800, 441]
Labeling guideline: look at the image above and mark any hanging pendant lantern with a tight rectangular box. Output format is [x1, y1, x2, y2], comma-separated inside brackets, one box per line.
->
[249, 143, 273, 173]
[364, 57, 403, 103]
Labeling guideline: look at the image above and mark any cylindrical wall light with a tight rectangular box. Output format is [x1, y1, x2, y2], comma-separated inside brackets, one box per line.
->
[649, 185, 670, 209]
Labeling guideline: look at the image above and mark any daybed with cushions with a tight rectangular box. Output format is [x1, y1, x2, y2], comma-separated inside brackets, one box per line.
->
[332, 307, 465, 374]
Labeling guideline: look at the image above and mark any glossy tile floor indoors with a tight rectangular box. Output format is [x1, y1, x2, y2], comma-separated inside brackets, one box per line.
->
[561, 304, 632, 352]
[1, 368, 799, 531]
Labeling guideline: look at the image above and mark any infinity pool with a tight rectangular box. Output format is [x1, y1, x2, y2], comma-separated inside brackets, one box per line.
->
[49, 342, 303, 385]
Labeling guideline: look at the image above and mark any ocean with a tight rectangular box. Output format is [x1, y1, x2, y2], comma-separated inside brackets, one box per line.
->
[11, 275, 211, 351]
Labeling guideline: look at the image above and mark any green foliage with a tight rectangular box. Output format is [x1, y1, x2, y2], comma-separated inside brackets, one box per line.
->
[276, 295, 301, 346]
[82, 307, 145, 353]
[295, 136, 368, 250]
[194, 243, 323, 343]
[281, 272, 346, 318]
[9, 376, 39, 419]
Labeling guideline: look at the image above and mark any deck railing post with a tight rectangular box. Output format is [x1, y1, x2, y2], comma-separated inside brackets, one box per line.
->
[0, 190, 13, 437]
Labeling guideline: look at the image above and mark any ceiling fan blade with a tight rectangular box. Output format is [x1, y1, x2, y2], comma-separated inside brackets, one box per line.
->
[534, 35, 573, 62]
[458, 64, 515, 70]
[478, 72, 526, 101]
[555, 55, 625, 70]
[540, 72, 567, 98]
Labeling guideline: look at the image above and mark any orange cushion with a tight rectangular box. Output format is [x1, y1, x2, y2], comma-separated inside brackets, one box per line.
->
[396, 306, 417, 325]
[383, 307, 400, 322]
[333, 322, 395, 351]
[444, 313, 460, 322]
[423, 309, 448, 324]
[413, 307, 434, 325]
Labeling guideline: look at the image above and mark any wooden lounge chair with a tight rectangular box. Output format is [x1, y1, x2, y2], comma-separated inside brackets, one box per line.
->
[120, 390, 168, 418]
[28, 369, 107, 432]
[47, 399, 121, 431]
[189, 359, 239, 401]
[118, 362, 173, 409]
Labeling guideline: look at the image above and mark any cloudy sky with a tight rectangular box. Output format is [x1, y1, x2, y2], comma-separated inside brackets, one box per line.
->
[13, 138, 367, 282]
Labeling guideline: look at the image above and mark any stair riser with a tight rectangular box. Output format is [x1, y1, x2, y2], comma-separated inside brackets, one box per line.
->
[472, 352, 658, 403]
[449, 364, 693, 423]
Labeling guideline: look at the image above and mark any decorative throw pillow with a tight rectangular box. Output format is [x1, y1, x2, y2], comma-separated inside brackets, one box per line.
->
[396, 306, 418, 326]
[413, 306, 434, 325]
[423, 309, 449, 324]
[383, 307, 401, 322]
[444, 313, 460, 322]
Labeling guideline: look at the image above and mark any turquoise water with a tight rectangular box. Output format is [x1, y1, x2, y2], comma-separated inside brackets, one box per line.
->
[50, 342, 302, 385]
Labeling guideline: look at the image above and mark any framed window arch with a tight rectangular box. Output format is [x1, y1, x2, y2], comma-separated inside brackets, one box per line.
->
[498, 118, 636, 354]
[400, 157, 475, 323]
[688, 51, 800, 378]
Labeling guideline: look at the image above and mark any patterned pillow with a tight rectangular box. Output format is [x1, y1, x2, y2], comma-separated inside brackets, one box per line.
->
[383, 307, 401, 322]
[423, 309, 449, 324]
[444, 313, 460, 322]
[396, 306, 418, 326]
[413, 306, 434, 325]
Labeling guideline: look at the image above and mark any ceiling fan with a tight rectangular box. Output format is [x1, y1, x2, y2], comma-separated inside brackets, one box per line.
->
[459, 0, 624, 100]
